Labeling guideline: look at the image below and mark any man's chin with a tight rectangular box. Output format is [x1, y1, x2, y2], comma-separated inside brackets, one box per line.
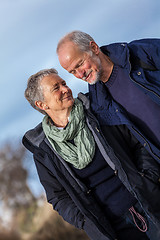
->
[88, 78, 99, 85]
[88, 72, 101, 85]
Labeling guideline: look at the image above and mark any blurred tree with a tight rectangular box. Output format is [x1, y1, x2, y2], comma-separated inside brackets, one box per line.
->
[0, 142, 35, 209]
[0, 142, 89, 240]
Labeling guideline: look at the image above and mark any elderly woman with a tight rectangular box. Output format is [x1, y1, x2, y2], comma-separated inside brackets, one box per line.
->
[23, 68, 160, 240]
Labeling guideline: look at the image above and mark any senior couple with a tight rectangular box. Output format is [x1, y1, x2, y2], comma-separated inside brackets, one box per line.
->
[23, 31, 160, 240]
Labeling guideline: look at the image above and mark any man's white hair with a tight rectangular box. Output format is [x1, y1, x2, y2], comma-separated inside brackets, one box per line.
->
[57, 30, 95, 53]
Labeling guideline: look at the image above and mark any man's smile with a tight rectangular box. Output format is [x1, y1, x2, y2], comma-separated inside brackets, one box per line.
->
[82, 70, 93, 82]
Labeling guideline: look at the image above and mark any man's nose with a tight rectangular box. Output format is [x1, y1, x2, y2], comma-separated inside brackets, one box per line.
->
[75, 69, 85, 79]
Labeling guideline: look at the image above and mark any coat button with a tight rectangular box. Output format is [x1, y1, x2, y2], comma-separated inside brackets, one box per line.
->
[116, 109, 118, 112]
[87, 189, 91, 194]
[137, 71, 141, 76]
[144, 143, 146, 147]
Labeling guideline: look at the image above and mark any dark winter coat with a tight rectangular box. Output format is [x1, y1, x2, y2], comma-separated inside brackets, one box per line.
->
[89, 39, 160, 163]
[22, 93, 160, 240]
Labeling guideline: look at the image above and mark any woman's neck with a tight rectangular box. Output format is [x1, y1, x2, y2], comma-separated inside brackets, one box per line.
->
[49, 106, 72, 128]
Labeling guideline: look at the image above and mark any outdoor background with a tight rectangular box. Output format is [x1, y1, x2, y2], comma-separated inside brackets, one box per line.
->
[0, 0, 160, 239]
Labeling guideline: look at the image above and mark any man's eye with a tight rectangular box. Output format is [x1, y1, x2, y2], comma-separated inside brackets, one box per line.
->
[53, 87, 59, 91]
[78, 61, 84, 67]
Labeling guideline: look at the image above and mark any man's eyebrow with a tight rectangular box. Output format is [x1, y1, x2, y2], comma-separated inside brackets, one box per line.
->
[75, 60, 83, 68]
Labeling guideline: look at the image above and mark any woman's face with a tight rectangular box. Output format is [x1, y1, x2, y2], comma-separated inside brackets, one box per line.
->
[40, 73, 74, 112]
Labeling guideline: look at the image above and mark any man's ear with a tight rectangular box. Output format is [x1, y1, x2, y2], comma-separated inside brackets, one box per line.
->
[89, 41, 100, 55]
[35, 100, 47, 110]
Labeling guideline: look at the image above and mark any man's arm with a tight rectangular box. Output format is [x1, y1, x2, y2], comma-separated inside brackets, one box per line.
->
[119, 124, 160, 184]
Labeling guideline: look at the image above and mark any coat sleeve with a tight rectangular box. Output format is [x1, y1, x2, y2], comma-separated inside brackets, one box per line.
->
[33, 155, 85, 229]
[119, 125, 160, 184]
[128, 39, 160, 70]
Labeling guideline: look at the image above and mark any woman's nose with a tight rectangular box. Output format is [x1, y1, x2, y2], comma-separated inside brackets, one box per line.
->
[61, 85, 69, 93]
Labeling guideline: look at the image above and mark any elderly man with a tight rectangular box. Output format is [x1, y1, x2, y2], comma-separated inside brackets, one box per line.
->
[57, 31, 160, 165]
[23, 68, 160, 240]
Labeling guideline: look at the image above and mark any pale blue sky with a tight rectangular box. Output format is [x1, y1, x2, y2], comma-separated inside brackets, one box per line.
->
[1, 0, 160, 145]
[1, 0, 160, 196]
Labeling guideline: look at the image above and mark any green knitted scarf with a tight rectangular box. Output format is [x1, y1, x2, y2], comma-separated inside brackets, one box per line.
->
[42, 99, 95, 169]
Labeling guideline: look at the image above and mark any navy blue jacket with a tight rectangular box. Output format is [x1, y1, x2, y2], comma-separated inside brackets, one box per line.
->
[89, 39, 160, 164]
[23, 94, 160, 240]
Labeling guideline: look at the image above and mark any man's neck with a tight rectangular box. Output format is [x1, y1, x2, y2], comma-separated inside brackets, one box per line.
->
[100, 53, 114, 83]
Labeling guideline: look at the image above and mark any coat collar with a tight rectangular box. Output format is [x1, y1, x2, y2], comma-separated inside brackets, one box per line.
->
[100, 42, 130, 70]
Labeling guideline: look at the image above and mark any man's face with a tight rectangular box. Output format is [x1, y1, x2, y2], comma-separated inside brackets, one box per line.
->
[58, 42, 102, 85]
[40, 74, 74, 112]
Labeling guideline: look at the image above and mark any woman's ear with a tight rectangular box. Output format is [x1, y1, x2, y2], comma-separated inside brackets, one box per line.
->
[35, 100, 48, 111]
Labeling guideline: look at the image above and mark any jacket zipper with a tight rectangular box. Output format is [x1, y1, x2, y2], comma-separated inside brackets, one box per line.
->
[127, 61, 160, 161]
[93, 122, 154, 222]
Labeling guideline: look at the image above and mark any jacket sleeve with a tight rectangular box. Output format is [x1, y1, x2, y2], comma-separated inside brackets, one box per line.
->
[119, 125, 160, 184]
[33, 155, 85, 229]
[128, 39, 160, 70]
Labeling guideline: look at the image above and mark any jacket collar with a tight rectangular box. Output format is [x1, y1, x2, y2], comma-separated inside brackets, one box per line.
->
[23, 123, 45, 150]
[100, 42, 130, 70]
[78, 92, 90, 109]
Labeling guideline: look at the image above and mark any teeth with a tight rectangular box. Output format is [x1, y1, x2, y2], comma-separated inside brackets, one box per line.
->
[87, 71, 92, 79]
[82, 71, 92, 81]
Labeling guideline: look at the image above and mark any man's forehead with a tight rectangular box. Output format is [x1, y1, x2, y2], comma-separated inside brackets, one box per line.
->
[59, 42, 83, 59]
[59, 41, 77, 51]
[58, 44, 82, 69]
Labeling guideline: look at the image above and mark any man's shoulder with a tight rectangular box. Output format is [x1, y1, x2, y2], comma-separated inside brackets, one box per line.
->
[100, 42, 130, 67]
[129, 38, 160, 45]
[100, 42, 127, 54]
[100, 38, 160, 54]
